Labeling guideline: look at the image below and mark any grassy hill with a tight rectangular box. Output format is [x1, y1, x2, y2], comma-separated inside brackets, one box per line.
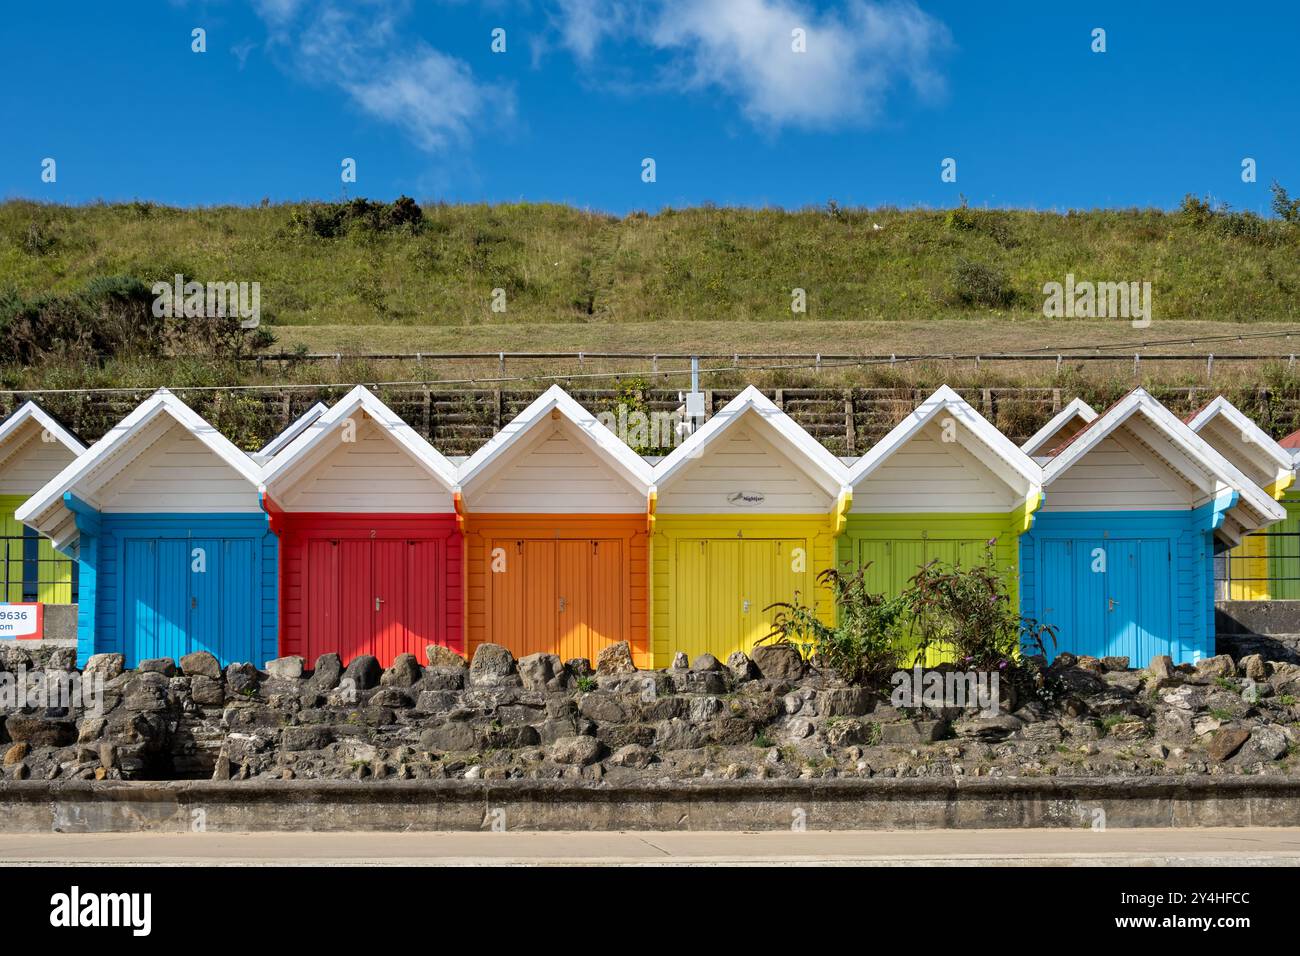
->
[3, 196, 1298, 339]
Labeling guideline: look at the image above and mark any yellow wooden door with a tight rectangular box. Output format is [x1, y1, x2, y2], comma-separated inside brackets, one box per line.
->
[742, 539, 805, 655]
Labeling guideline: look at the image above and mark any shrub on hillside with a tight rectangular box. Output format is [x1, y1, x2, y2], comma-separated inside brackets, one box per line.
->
[0, 277, 271, 366]
[288, 196, 425, 239]
[950, 258, 1016, 308]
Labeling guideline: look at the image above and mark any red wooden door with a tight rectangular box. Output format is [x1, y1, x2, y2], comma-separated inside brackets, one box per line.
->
[372, 539, 409, 665]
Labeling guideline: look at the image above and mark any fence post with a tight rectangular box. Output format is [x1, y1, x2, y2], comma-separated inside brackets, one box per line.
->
[843, 389, 854, 455]
[774, 389, 784, 411]
[1052, 388, 1061, 413]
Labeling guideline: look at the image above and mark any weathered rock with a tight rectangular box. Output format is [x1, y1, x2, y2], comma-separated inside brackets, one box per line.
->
[306, 653, 343, 691]
[518, 653, 562, 691]
[1100, 656, 1130, 672]
[1191, 655, 1236, 684]
[190, 675, 225, 706]
[879, 720, 947, 745]
[727, 651, 759, 681]
[1242, 725, 1289, 761]
[137, 658, 178, 678]
[815, 687, 870, 717]
[1077, 656, 1105, 673]
[225, 662, 260, 696]
[1148, 655, 1175, 681]
[822, 718, 866, 747]
[671, 651, 689, 670]
[3, 743, 29, 765]
[4, 716, 75, 747]
[750, 643, 805, 681]
[595, 641, 637, 675]
[369, 687, 413, 708]
[282, 725, 334, 751]
[607, 743, 654, 769]
[469, 644, 520, 687]
[953, 714, 1024, 741]
[552, 735, 603, 766]
[691, 653, 722, 673]
[1240, 654, 1269, 682]
[425, 644, 467, 670]
[380, 654, 422, 688]
[566, 658, 594, 678]
[265, 656, 305, 680]
[84, 653, 125, 682]
[1107, 720, 1149, 741]
[342, 656, 382, 691]
[47, 647, 78, 672]
[1159, 685, 1207, 711]
[1206, 727, 1251, 762]
[179, 651, 222, 680]
[578, 692, 627, 724]
[420, 723, 482, 753]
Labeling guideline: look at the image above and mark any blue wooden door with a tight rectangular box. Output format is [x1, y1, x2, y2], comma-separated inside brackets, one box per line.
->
[1037, 535, 1171, 661]
[122, 535, 260, 667]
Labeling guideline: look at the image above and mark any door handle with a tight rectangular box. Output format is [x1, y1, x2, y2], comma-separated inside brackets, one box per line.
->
[559, 596, 567, 613]
[191, 596, 197, 609]
[1108, 598, 1116, 612]
[375, 597, 385, 612]
[742, 599, 750, 613]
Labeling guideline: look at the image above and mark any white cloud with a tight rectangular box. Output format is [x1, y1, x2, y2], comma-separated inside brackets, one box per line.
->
[554, 0, 950, 129]
[251, 0, 515, 153]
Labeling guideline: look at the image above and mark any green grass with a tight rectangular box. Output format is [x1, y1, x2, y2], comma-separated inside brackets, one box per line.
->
[4, 199, 1298, 331]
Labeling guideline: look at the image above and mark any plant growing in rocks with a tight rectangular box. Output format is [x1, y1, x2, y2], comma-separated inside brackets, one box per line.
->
[761, 565, 908, 687]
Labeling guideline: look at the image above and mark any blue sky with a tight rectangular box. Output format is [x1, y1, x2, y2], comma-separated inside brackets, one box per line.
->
[2, 0, 1297, 213]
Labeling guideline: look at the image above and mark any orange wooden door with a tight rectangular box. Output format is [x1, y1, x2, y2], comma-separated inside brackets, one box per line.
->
[555, 538, 623, 662]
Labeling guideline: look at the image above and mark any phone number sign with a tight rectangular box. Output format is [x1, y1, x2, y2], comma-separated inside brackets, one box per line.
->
[0, 604, 43, 640]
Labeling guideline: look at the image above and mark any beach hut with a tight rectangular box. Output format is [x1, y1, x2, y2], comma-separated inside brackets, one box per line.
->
[1021, 398, 1097, 463]
[250, 401, 328, 465]
[843, 386, 1043, 661]
[0, 403, 85, 604]
[1022, 388, 1285, 664]
[457, 386, 654, 667]
[259, 387, 462, 667]
[16, 389, 275, 668]
[650, 387, 850, 666]
[1275, 428, 1300, 598]
[1186, 396, 1295, 600]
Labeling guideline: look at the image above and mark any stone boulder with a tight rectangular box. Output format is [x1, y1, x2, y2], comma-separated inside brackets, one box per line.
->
[4, 716, 76, 747]
[84, 653, 125, 682]
[180, 651, 222, 680]
[691, 653, 722, 673]
[469, 644, 520, 687]
[595, 641, 637, 675]
[342, 655, 381, 691]
[551, 735, 603, 766]
[265, 656, 304, 680]
[750, 643, 805, 681]
[1206, 727, 1251, 762]
[425, 644, 467, 671]
[380, 654, 422, 688]
[518, 653, 563, 691]
[306, 653, 343, 692]
[137, 658, 178, 678]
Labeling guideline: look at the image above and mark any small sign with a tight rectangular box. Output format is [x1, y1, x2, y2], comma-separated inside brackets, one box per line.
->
[726, 491, 766, 507]
[0, 603, 43, 640]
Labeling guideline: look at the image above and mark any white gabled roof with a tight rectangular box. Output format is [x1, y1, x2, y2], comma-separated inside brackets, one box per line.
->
[0, 401, 86, 461]
[1021, 397, 1097, 459]
[847, 385, 1042, 499]
[457, 384, 652, 497]
[260, 386, 457, 494]
[653, 385, 847, 496]
[1044, 388, 1285, 542]
[1185, 395, 1295, 494]
[252, 401, 329, 464]
[15, 389, 263, 550]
